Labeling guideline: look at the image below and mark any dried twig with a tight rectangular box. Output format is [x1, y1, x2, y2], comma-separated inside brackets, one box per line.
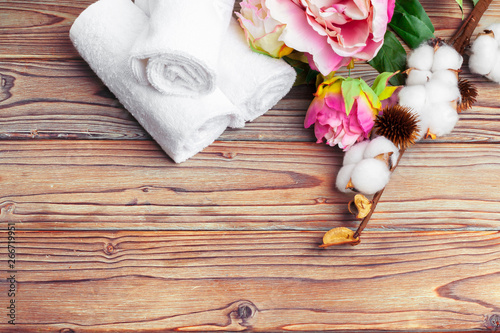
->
[449, 0, 494, 54]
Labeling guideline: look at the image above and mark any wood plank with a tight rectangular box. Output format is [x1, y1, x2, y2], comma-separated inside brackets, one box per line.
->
[1, 140, 499, 231]
[1, 60, 500, 143]
[2, 0, 496, 59]
[0, 229, 499, 331]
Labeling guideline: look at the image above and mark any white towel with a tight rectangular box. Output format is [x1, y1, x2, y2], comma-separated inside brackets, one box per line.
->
[129, 0, 235, 97]
[217, 18, 297, 122]
[70, 0, 242, 163]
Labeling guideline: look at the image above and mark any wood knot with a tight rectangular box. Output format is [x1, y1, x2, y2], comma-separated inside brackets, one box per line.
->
[59, 329, 75, 333]
[1, 202, 16, 215]
[315, 197, 327, 204]
[234, 300, 257, 326]
[104, 243, 115, 255]
[222, 152, 237, 159]
[485, 314, 500, 331]
[0, 73, 15, 103]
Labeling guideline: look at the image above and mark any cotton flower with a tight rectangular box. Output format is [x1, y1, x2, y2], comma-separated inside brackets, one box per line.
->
[432, 44, 463, 71]
[398, 85, 426, 112]
[426, 103, 459, 136]
[407, 44, 434, 71]
[425, 80, 460, 104]
[343, 140, 369, 166]
[336, 164, 356, 193]
[400, 41, 463, 140]
[350, 158, 391, 195]
[469, 34, 497, 75]
[469, 25, 500, 83]
[406, 69, 432, 86]
[431, 70, 458, 86]
[363, 136, 399, 166]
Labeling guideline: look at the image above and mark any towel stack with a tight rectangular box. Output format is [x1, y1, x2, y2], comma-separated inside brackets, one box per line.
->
[70, 0, 296, 163]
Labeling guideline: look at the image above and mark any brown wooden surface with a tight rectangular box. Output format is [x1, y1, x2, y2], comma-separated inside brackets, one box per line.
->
[1, 0, 499, 332]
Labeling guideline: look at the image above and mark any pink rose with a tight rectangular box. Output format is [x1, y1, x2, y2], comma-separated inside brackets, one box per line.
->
[265, 0, 396, 75]
[305, 73, 399, 150]
[236, 0, 293, 58]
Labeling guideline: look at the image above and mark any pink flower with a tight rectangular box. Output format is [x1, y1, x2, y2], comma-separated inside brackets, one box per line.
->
[305, 73, 399, 150]
[236, 0, 293, 58]
[265, 0, 396, 75]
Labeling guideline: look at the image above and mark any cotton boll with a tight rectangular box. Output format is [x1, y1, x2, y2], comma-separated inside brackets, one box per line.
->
[487, 23, 500, 44]
[407, 44, 435, 71]
[425, 80, 460, 104]
[363, 136, 399, 166]
[343, 140, 369, 166]
[431, 69, 458, 86]
[432, 44, 463, 71]
[406, 69, 432, 85]
[469, 35, 498, 75]
[350, 159, 391, 195]
[486, 56, 500, 83]
[398, 85, 426, 112]
[415, 110, 431, 141]
[336, 164, 356, 193]
[426, 103, 459, 136]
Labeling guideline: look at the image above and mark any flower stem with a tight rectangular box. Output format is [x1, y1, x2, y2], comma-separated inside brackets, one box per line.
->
[448, 0, 493, 53]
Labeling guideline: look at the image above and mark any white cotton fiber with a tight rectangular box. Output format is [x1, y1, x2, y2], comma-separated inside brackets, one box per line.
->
[343, 140, 369, 166]
[398, 85, 427, 111]
[432, 44, 463, 71]
[486, 56, 500, 83]
[407, 44, 435, 71]
[406, 69, 432, 85]
[469, 35, 498, 75]
[426, 103, 459, 136]
[363, 136, 399, 166]
[336, 164, 356, 193]
[350, 159, 391, 195]
[415, 111, 431, 141]
[425, 80, 460, 104]
[431, 70, 458, 86]
[487, 23, 500, 44]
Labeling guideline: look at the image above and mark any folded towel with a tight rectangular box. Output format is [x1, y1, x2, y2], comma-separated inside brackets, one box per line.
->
[70, 0, 241, 163]
[217, 18, 297, 122]
[129, 0, 235, 97]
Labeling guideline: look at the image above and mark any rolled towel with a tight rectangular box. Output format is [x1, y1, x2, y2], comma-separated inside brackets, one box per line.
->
[70, 0, 241, 163]
[217, 18, 297, 122]
[130, 0, 235, 97]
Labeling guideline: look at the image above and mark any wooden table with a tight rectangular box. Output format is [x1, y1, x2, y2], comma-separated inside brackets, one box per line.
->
[1, 0, 499, 332]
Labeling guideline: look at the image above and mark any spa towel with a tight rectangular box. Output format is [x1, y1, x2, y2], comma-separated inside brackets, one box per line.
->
[70, 0, 241, 163]
[129, 0, 235, 97]
[217, 18, 297, 122]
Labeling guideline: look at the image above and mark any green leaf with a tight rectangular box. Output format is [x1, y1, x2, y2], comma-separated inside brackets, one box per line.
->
[359, 79, 381, 108]
[371, 72, 396, 96]
[472, 0, 479, 5]
[341, 78, 361, 116]
[368, 31, 407, 86]
[389, 0, 435, 49]
[283, 56, 319, 86]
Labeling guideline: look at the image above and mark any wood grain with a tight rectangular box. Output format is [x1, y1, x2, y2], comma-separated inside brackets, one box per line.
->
[1, 0, 500, 331]
[0, 229, 499, 332]
[1, 140, 498, 231]
[1, 61, 500, 143]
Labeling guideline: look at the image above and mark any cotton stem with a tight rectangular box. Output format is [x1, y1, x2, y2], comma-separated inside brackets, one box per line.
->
[449, 0, 493, 53]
